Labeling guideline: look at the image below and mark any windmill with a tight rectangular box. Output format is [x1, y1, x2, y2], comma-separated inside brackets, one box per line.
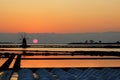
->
[19, 33, 29, 48]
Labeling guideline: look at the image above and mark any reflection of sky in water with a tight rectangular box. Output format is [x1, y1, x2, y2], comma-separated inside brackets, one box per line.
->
[1, 55, 120, 68]
[22, 55, 119, 58]
[21, 60, 120, 68]
[0, 48, 120, 68]
[0, 58, 8, 66]
[0, 48, 120, 52]
[21, 55, 120, 68]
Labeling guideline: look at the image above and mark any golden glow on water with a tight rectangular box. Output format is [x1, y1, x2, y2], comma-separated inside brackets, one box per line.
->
[21, 55, 120, 68]
[0, 58, 8, 66]
[1, 48, 120, 52]
[9, 55, 17, 68]
[22, 55, 119, 58]
[21, 60, 120, 68]
[1, 55, 120, 68]
[10, 72, 18, 80]
[0, 48, 120, 68]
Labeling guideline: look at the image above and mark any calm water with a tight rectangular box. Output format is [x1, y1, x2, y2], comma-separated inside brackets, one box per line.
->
[0, 48, 120, 68]
[1, 48, 120, 51]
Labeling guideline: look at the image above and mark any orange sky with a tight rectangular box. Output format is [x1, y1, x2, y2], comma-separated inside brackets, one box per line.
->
[0, 0, 120, 33]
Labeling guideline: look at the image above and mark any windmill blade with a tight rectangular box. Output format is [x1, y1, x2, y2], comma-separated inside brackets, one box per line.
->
[18, 32, 29, 42]
[24, 33, 29, 40]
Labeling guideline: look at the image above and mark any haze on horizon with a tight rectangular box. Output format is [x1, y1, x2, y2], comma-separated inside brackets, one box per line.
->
[0, 32, 120, 44]
[0, 0, 120, 33]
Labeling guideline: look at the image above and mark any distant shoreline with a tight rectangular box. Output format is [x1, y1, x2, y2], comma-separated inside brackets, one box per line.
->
[0, 43, 120, 48]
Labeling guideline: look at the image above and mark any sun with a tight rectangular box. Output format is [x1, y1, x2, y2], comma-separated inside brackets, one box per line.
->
[33, 38, 38, 44]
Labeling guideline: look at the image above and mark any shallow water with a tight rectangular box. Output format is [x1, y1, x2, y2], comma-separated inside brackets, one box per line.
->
[0, 47, 120, 68]
[1, 48, 120, 52]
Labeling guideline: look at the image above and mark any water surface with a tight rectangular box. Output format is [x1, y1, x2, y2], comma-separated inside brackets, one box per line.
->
[0, 48, 120, 68]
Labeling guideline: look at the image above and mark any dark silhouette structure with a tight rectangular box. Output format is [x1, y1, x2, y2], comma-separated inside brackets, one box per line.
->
[19, 33, 29, 48]
[13, 54, 21, 70]
[22, 37, 27, 48]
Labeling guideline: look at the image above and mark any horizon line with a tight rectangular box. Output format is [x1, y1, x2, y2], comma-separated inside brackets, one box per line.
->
[0, 31, 120, 34]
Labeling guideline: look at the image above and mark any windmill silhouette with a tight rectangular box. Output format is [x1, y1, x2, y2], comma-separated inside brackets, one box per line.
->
[19, 33, 29, 48]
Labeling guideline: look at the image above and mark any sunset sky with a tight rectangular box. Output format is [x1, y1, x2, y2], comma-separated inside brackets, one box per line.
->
[0, 0, 120, 33]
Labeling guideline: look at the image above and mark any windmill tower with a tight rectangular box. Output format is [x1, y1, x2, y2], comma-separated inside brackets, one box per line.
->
[19, 33, 28, 48]
[22, 37, 27, 48]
